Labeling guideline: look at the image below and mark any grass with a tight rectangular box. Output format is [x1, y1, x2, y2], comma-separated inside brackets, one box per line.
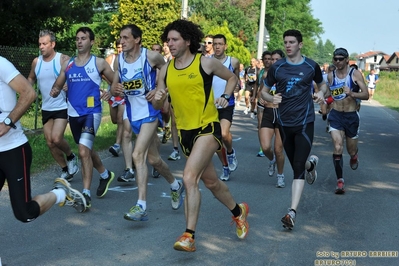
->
[22, 101, 117, 174]
[373, 77, 399, 112]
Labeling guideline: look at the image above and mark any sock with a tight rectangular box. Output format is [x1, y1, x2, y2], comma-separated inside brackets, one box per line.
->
[137, 200, 146, 211]
[170, 179, 180, 191]
[307, 161, 315, 172]
[173, 147, 179, 152]
[66, 153, 75, 161]
[51, 188, 66, 205]
[100, 170, 109, 179]
[114, 143, 120, 148]
[288, 208, 296, 218]
[227, 148, 234, 155]
[185, 229, 195, 239]
[128, 168, 134, 174]
[83, 189, 91, 197]
[231, 204, 241, 217]
[62, 166, 68, 172]
[333, 154, 343, 179]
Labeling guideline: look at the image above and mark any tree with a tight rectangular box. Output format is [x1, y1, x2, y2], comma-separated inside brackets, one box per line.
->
[189, 0, 260, 54]
[207, 21, 251, 66]
[264, 0, 323, 57]
[110, 0, 181, 49]
[0, 0, 96, 48]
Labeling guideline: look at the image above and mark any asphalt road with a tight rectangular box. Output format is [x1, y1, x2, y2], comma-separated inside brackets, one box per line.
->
[0, 100, 398, 266]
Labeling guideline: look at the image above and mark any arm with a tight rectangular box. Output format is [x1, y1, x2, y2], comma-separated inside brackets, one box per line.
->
[347, 70, 369, 100]
[27, 57, 38, 86]
[203, 57, 237, 107]
[0, 74, 37, 137]
[49, 59, 68, 98]
[152, 64, 168, 110]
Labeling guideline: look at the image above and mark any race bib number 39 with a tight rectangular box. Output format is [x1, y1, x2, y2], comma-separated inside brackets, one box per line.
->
[330, 82, 346, 101]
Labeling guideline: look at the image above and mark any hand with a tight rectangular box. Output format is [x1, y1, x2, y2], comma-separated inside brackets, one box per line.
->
[273, 93, 282, 104]
[215, 97, 228, 108]
[49, 87, 61, 98]
[313, 91, 325, 104]
[154, 88, 168, 102]
[62, 84, 68, 92]
[111, 83, 124, 97]
[100, 90, 111, 101]
[145, 90, 156, 102]
[0, 123, 11, 137]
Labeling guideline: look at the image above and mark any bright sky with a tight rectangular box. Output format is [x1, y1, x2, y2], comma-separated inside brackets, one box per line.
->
[310, 0, 399, 55]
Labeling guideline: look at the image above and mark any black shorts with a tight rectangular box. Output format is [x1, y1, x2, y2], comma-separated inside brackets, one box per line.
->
[261, 107, 279, 129]
[41, 109, 68, 125]
[328, 109, 359, 139]
[217, 105, 234, 123]
[245, 83, 256, 92]
[179, 122, 222, 157]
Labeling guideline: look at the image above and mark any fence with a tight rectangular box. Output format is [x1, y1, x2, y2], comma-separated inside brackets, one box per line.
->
[0, 46, 75, 130]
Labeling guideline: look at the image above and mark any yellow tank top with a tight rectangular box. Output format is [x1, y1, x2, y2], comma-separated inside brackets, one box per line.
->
[166, 54, 218, 130]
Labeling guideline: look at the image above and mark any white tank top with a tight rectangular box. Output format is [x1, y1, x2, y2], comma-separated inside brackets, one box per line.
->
[35, 52, 67, 111]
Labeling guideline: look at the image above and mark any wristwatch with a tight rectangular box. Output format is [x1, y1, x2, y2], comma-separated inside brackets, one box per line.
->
[4, 117, 17, 129]
[220, 94, 230, 100]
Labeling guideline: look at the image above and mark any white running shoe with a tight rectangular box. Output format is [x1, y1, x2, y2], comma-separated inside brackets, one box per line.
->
[219, 167, 230, 181]
[67, 154, 79, 176]
[305, 155, 319, 184]
[227, 149, 238, 172]
[276, 174, 285, 188]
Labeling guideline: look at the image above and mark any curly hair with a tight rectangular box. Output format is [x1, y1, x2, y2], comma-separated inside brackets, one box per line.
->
[161, 19, 204, 55]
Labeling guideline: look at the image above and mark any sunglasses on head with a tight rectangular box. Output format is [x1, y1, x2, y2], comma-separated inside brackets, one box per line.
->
[333, 57, 346, 62]
[204, 41, 213, 45]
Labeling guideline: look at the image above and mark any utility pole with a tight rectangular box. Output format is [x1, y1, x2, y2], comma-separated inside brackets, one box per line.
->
[181, 0, 188, 19]
[256, 0, 267, 59]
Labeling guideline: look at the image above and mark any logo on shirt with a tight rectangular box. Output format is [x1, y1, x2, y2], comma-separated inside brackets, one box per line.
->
[188, 73, 198, 79]
[86, 67, 95, 74]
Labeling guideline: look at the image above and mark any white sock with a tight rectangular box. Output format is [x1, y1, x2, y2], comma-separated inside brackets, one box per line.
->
[137, 200, 146, 210]
[100, 170, 109, 179]
[51, 189, 66, 205]
[83, 189, 91, 197]
[170, 179, 179, 191]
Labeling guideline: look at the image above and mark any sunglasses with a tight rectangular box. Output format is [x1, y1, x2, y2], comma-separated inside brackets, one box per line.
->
[333, 57, 346, 62]
[204, 41, 213, 45]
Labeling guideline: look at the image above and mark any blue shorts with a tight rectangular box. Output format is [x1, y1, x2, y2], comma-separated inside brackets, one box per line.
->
[130, 113, 162, 134]
[328, 109, 359, 139]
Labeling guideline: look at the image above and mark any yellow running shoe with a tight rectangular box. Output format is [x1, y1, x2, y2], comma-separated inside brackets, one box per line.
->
[173, 232, 196, 252]
[232, 202, 249, 239]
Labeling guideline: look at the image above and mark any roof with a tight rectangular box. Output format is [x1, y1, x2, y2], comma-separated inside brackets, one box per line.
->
[356, 51, 387, 59]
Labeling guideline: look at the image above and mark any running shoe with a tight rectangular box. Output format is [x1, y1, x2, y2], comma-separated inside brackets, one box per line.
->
[243, 107, 249, 115]
[276, 174, 285, 188]
[60, 170, 73, 182]
[165, 127, 171, 139]
[335, 178, 345, 194]
[350, 153, 359, 170]
[168, 150, 181, 161]
[83, 193, 91, 209]
[171, 181, 185, 210]
[96, 171, 115, 197]
[257, 150, 265, 157]
[152, 167, 160, 178]
[109, 144, 120, 157]
[67, 154, 79, 175]
[268, 160, 276, 177]
[124, 205, 148, 221]
[305, 155, 319, 185]
[53, 178, 86, 213]
[227, 149, 238, 172]
[161, 132, 168, 144]
[117, 168, 135, 182]
[231, 203, 249, 239]
[219, 166, 230, 181]
[173, 232, 196, 252]
[281, 209, 296, 230]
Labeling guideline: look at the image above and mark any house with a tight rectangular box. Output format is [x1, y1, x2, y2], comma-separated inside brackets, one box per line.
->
[380, 52, 399, 71]
[378, 54, 391, 71]
[356, 51, 388, 73]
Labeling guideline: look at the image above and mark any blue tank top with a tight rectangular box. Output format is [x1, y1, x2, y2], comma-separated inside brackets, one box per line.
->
[65, 55, 102, 117]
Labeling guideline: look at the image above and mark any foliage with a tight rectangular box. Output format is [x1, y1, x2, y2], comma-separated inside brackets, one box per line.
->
[313, 39, 335, 65]
[110, 0, 181, 49]
[189, 0, 259, 55]
[207, 21, 251, 66]
[0, 0, 95, 47]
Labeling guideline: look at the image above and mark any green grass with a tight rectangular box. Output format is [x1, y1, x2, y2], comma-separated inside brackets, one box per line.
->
[22, 101, 117, 174]
[373, 77, 399, 112]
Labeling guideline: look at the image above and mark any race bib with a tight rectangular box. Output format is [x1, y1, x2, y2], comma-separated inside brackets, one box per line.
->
[330, 82, 346, 101]
[123, 78, 145, 96]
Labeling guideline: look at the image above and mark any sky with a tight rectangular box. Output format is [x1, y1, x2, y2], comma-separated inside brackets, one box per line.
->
[310, 0, 399, 55]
